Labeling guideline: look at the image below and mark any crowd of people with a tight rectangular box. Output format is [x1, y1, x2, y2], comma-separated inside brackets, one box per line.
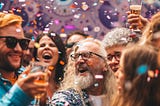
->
[0, 9, 160, 106]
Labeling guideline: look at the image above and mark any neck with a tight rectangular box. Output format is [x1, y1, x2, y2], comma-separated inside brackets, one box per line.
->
[47, 73, 59, 98]
[86, 80, 106, 96]
[0, 69, 17, 84]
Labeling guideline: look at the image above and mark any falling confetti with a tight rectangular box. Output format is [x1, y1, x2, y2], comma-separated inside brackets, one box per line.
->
[59, 60, 65, 65]
[34, 42, 40, 48]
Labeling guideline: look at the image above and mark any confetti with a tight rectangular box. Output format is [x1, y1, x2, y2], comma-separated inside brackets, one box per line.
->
[137, 65, 148, 75]
[94, 83, 99, 87]
[148, 70, 154, 78]
[34, 42, 40, 48]
[59, 60, 65, 65]
[16, 28, 21, 32]
[95, 75, 103, 79]
[48, 66, 54, 71]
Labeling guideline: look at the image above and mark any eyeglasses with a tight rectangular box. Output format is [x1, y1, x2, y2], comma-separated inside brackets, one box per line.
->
[65, 42, 76, 48]
[0, 36, 30, 50]
[70, 51, 105, 61]
[107, 52, 121, 61]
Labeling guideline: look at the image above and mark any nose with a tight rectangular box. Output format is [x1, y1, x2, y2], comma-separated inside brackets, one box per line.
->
[14, 43, 22, 51]
[112, 57, 117, 62]
[76, 55, 86, 63]
[111, 57, 119, 64]
[24, 49, 30, 56]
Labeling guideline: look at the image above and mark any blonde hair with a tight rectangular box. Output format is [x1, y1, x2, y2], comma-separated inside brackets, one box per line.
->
[142, 12, 160, 44]
[76, 38, 107, 57]
[0, 12, 23, 31]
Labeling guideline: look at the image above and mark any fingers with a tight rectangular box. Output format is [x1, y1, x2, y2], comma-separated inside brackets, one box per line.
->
[126, 11, 131, 15]
[18, 66, 31, 79]
[127, 14, 140, 25]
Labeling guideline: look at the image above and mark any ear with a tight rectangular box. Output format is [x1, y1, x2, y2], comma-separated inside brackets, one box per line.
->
[103, 63, 109, 72]
[102, 63, 108, 72]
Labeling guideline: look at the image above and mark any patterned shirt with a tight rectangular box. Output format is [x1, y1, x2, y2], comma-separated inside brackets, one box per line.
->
[51, 88, 91, 106]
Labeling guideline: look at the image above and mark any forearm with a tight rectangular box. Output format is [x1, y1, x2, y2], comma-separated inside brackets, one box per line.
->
[0, 83, 33, 106]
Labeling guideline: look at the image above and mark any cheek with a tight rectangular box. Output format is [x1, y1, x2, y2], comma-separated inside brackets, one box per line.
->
[37, 48, 43, 57]
[119, 71, 124, 82]
[51, 48, 59, 65]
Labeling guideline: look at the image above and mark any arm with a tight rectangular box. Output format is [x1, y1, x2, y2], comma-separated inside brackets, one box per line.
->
[0, 68, 50, 106]
[0, 83, 33, 106]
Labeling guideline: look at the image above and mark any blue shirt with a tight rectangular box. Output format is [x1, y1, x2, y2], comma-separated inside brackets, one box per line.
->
[0, 73, 33, 106]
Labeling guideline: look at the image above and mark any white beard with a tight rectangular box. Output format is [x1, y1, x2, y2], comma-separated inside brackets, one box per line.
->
[74, 72, 94, 89]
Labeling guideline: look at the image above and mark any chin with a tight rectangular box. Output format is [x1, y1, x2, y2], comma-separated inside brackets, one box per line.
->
[11, 60, 20, 67]
[74, 72, 94, 89]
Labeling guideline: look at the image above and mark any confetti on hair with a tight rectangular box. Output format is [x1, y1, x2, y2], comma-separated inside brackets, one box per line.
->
[34, 42, 40, 48]
[147, 77, 151, 82]
[125, 81, 132, 91]
[58, 51, 62, 54]
[94, 83, 99, 87]
[148, 70, 154, 78]
[137, 65, 148, 75]
[58, 77, 62, 81]
[59, 60, 65, 65]
[155, 69, 159, 78]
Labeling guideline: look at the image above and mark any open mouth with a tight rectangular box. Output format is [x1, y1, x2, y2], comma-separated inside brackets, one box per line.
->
[78, 67, 88, 73]
[42, 54, 52, 60]
[79, 69, 87, 73]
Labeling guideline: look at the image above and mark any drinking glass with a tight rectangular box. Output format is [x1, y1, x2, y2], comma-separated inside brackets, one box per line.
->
[129, 0, 143, 32]
[30, 61, 48, 106]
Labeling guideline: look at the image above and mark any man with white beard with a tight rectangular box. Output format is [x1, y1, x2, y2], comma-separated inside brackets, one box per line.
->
[51, 38, 108, 106]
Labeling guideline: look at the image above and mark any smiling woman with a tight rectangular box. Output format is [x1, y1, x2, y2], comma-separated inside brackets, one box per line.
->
[33, 31, 67, 105]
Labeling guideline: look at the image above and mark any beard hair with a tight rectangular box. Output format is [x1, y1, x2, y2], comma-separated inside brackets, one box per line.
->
[0, 60, 20, 72]
[74, 72, 94, 89]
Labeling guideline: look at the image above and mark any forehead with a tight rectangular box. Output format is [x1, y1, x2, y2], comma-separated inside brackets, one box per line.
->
[39, 35, 53, 42]
[76, 41, 100, 53]
[0, 24, 24, 38]
[106, 45, 125, 54]
[67, 34, 85, 43]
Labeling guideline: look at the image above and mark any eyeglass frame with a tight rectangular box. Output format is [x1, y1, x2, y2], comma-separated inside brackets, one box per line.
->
[0, 35, 30, 50]
[107, 51, 121, 61]
[70, 51, 105, 61]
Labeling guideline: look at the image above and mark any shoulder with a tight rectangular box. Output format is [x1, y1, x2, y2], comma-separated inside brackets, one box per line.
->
[51, 88, 84, 106]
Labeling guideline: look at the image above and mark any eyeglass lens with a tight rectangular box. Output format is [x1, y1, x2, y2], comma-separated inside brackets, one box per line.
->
[107, 52, 121, 61]
[0, 36, 30, 50]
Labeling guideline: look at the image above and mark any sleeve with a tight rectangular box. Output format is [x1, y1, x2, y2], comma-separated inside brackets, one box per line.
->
[0, 83, 33, 106]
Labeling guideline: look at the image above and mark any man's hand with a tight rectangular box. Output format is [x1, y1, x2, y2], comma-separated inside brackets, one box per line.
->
[16, 67, 50, 98]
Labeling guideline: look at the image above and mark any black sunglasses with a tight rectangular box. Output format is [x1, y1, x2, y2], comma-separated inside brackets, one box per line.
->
[0, 36, 30, 50]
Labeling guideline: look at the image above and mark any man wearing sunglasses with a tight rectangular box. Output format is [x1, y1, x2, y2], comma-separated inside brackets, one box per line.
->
[0, 12, 49, 105]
